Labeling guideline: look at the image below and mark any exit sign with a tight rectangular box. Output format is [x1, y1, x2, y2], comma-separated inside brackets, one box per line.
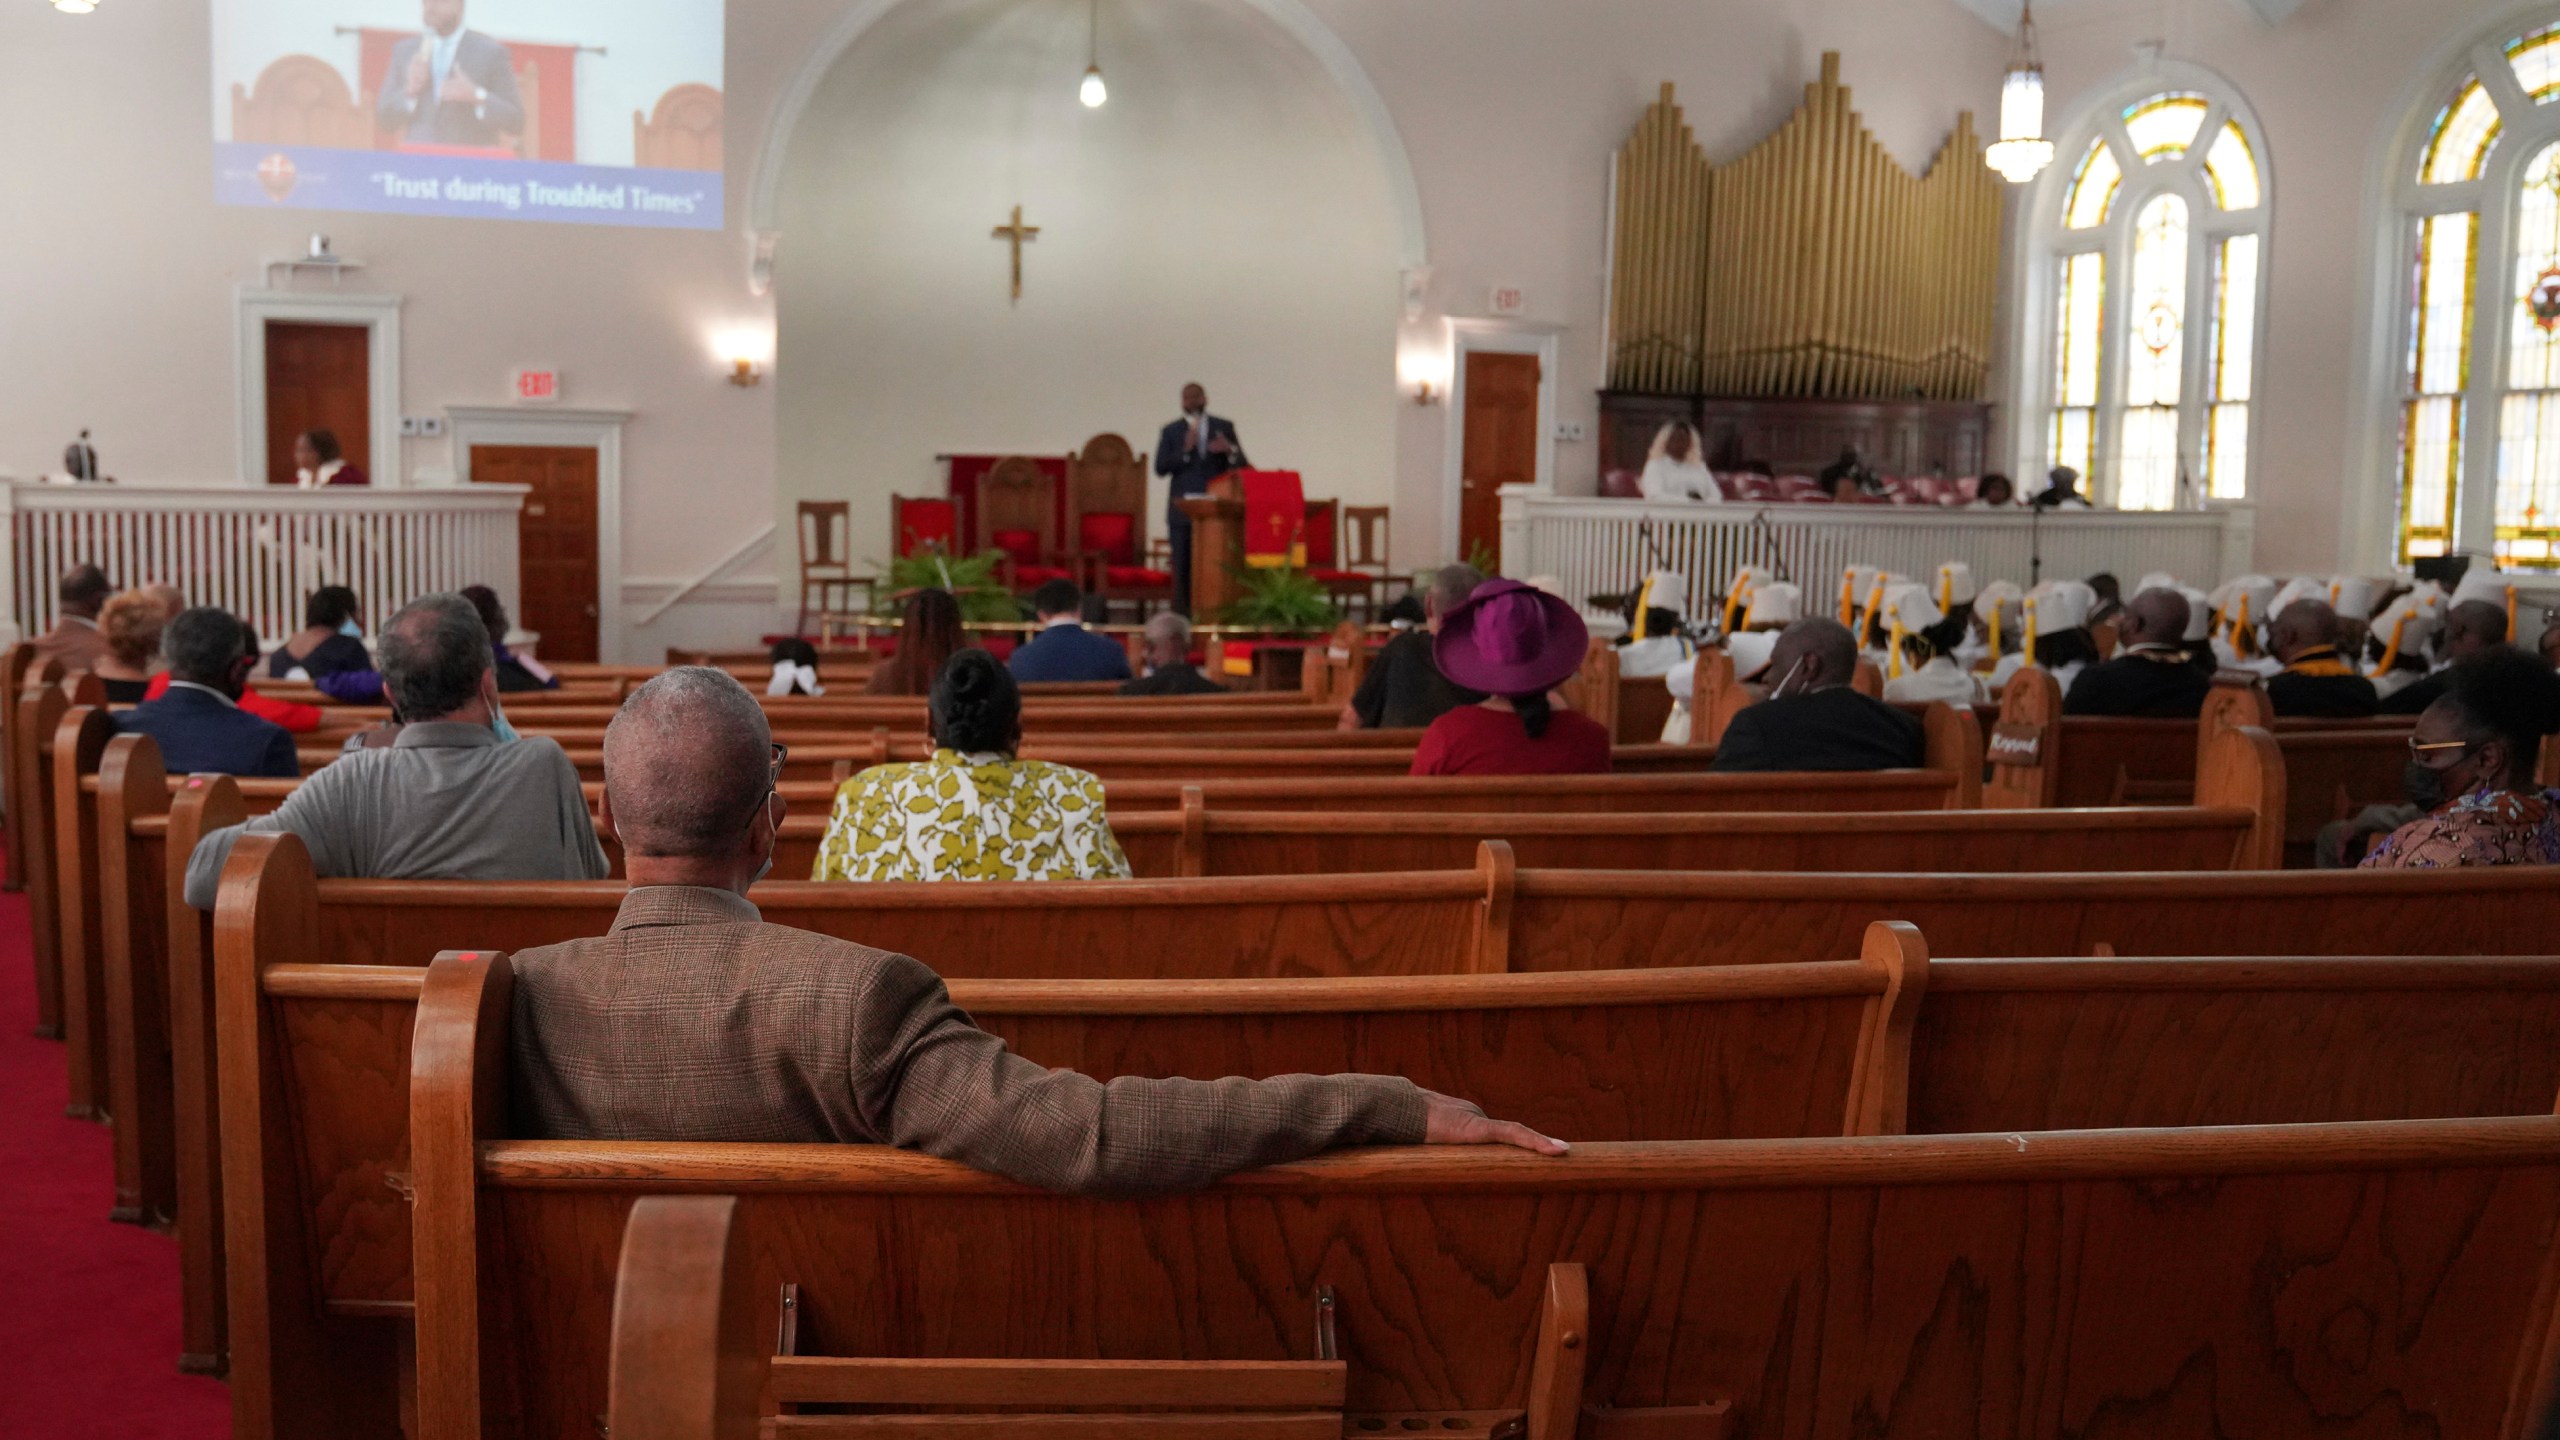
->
[512, 367, 561, 403]
[1488, 286, 1527, 316]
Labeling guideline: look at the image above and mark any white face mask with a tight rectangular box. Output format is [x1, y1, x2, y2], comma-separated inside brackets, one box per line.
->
[1767, 656, 1808, 700]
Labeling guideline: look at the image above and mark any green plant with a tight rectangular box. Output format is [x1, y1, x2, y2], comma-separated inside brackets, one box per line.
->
[1461, 540, 1499, 576]
[1217, 565, 1341, 631]
[882, 546, 1023, 623]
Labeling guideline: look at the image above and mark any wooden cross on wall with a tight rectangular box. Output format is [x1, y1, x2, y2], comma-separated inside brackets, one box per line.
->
[992, 205, 1040, 302]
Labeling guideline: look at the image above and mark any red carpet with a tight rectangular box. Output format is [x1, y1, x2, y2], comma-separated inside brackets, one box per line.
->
[0, 868, 229, 1438]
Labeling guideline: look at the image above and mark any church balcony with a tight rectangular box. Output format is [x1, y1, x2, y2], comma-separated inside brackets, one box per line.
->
[0, 480, 527, 649]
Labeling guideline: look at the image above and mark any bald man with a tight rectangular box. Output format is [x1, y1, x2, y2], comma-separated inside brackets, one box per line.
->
[1710, 618, 1923, 773]
[2063, 587, 2212, 718]
[2266, 599, 2379, 718]
[2380, 599, 2512, 716]
[506, 667, 1562, 1195]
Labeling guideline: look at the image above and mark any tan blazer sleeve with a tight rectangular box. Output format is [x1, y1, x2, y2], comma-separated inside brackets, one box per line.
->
[847, 954, 1429, 1196]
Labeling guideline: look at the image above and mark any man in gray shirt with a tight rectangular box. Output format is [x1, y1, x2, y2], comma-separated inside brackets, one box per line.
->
[184, 592, 607, 909]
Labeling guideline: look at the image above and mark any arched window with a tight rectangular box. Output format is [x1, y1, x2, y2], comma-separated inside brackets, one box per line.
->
[2024, 77, 2269, 510]
[2389, 18, 2560, 567]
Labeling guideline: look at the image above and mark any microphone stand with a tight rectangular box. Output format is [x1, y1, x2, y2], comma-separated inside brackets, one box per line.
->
[2028, 497, 2045, 587]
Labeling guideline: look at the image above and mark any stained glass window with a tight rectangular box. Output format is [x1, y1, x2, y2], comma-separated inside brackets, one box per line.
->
[2116, 196, 2191, 510]
[2124, 94, 2209, 163]
[2064, 139, 2121, 229]
[2496, 142, 2560, 564]
[2051, 252, 2104, 480]
[2203, 122, 2260, 210]
[2419, 77, 2502, 184]
[2207, 234, 2258, 499]
[2510, 23, 2560, 103]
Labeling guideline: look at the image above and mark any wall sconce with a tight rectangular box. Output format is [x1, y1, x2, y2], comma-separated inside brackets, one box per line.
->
[728, 357, 763, 387]
[1412, 379, 1438, 406]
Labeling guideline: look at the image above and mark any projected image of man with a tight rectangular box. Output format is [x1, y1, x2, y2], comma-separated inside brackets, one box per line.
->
[376, 0, 525, 148]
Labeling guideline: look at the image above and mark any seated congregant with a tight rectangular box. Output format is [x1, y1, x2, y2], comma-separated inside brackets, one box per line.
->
[815, 649, 1129, 881]
[31, 564, 113, 672]
[2362, 647, 2560, 869]
[1636, 423, 1721, 502]
[2063, 585, 2211, 718]
[462, 585, 559, 692]
[1987, 580, 2100, 698]
[145, 619, 323, 733]
[1712, 618, 1924, 773]
[2381, 598, 2506, 715]
[267, 585, 386, 703]
[2030, 465, 2091, 509]
[1411, 579, 1612, 777]
[292, 428, 368, 488]
[1877, 585, 1978, 705]
[1969, 473, 2016, 508]
[184, 593, 607, 908]
[769, 638, 827, 698]
[2266, 599, 2379, 718]
[115, 607, 299, 778]
[1008, 579, 1132, 684]
[1343, 564, 1487, 730]
[510, 665, 1563, 1183]
[864, 588, 966, 696]
[94, 588, 171, 703]
[1613, 571, 1694, 680]
[1121, 612, 1225, 696]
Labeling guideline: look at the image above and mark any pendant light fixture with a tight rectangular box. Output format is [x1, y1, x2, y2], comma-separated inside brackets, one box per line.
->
[1078, 0, 1108, 108]
[1985, 1, 2055, 184]
[51, 0, 103, 12]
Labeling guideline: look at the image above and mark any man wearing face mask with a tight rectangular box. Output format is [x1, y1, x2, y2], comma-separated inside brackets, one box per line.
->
[1710, 617, 1924, 773]
[503, 668, 1570, 1190]
[182, 592, 604, 908]
[2360, 646, 2560, 869]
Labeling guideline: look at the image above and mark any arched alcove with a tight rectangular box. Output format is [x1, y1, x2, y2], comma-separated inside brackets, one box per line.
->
[770, 0, 1409, 577]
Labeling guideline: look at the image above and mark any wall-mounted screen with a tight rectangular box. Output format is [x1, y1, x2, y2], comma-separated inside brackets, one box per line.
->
[212, 0, 725, 229]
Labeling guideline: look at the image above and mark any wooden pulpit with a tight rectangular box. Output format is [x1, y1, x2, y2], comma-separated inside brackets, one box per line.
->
[1179, 475, 1247, 616]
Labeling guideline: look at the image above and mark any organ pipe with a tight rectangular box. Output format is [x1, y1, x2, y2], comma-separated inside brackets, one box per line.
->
[1606, 54, 2001, 402]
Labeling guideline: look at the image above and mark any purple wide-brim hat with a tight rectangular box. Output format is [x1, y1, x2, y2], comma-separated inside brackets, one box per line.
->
[1433, 579, 1590, 697]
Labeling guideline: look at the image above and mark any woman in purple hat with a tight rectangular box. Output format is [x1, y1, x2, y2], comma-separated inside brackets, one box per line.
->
[1411, 579, 1613, 776]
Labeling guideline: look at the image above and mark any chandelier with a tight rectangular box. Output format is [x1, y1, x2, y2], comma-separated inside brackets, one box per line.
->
[1985, 1, 2056, 184]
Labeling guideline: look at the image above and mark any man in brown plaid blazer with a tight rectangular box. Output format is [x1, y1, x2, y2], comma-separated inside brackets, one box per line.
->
[508, 668, 1565, 1197]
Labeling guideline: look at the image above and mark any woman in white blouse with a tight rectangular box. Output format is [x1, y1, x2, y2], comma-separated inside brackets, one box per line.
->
[1637, 423, 1722, 503]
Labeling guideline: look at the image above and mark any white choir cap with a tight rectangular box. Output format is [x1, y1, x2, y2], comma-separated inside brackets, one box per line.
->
[2026, 579, 2096, 632]
[2451, 569, 2517, 613]
[1725, 629, 1780, 680]
[1881, 582, 1944, 635]
[1972, 579, 2024, 626]
[1742, 582, 1802, 628]
[2176, 586, 2213, 642]
[2328, 576, 2385, 621]
[2270, 577, 2328, 618]
[2134, 571, 2181, 597]
[1933, 561, 1978, 610]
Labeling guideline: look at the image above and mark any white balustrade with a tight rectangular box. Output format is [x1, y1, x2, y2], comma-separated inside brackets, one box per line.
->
[0, 482, 526, 648]
[1500, 489, 2255, 622]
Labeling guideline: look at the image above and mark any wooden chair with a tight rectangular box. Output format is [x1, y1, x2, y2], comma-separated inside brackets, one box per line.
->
[632, 83, 722, 171]
[1299, 499, 1377, 617]
[793, 500, 869, 638]
[977, 457, 1071, 596]
[1068, 433, 1171, 613]
[230, 55, 369, 149]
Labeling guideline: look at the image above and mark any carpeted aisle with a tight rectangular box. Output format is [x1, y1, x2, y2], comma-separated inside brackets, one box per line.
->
[0, 866, 229, 1438]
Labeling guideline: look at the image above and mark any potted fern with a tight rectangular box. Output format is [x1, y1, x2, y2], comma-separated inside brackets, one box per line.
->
[881, 546, 1022, 623]
[1217, 565, 1342, 632]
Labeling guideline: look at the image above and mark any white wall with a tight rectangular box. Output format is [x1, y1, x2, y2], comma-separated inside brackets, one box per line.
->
[211, 0, 724, 166]
[22, 0, 2495, 657]
[773, 0, 1401, 578]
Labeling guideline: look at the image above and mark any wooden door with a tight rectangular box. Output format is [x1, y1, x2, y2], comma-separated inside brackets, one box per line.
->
[1461, 351, 1541, 567]
[471, 445, 601, 662]
[263, 322, 370, 485]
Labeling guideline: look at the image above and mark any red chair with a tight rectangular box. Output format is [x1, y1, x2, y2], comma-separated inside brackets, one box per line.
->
[1301, 498, 1379, 617]
[889, 494, 960, 558]
[976, 457, 1073, 595]
[1069, 433, 1172, 614]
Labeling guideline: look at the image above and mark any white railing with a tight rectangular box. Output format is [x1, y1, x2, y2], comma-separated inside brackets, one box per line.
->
[0, 482, 526, 647]
[1501, 489, 2255, 621]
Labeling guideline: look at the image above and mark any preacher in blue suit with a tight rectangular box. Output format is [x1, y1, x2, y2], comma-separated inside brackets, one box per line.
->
[116, 608, 300, 780]
[1155, 382, 1246, 616]
[374, 0, 526, 149]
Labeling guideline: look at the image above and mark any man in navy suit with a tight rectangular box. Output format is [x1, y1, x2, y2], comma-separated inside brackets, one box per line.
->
[1155, 382, 1246, 616]
[117, 608, 300, 779]
[1008, 581, 1133, 685]
[375, 0, 526, 148]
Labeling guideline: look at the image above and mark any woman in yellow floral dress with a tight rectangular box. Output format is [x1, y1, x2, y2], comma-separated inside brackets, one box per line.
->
[813, 648, 1131, 881]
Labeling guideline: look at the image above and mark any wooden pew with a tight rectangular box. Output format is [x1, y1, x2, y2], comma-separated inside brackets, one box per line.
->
[412, 960, 2560, 1440]
[14, 667, 82, 1039]
[1, 640, 43, 891]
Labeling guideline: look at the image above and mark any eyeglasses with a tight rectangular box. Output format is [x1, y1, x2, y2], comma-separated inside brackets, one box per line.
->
[740, 743, 788, 834]
[2407, 736, 2475, 767]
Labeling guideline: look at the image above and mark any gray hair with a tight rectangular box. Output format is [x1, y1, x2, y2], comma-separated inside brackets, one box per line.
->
[1427, 563, 1485, 618]
[604, 667, 774, 859]
[164, 607, 248, 686]
[378, 592, 492, 721]
[1144, 611, 1192, 651]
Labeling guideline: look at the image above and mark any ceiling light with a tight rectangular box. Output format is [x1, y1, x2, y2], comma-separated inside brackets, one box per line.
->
[1079, 0, 1107, 108]
[52, 0, 102, 12]
[1985, 1, 2056, 184]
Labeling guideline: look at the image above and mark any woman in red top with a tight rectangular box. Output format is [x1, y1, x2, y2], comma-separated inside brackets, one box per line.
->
[1411, 579, 1613, 777]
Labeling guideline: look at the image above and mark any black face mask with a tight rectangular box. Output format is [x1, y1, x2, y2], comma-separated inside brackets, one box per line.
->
[2403, 759, 2451, 813]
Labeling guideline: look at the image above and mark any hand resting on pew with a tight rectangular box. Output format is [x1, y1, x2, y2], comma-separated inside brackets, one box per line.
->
[517, 668, 1565, 1196]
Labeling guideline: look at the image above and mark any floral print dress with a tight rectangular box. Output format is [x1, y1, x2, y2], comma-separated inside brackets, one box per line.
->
[2359, 785, 2560, 870]
[812, 750, 1131, 882]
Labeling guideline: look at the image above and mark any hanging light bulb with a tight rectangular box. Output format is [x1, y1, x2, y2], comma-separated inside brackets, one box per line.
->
[1985, 0, 2056, 184]
[1078, 0, 1107, 108]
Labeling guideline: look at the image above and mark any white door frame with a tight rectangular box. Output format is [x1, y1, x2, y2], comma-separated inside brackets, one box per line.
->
[445, 405, 631, 663]
[1441, 318, 1561, 563]
[235, 288, 404, 488]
